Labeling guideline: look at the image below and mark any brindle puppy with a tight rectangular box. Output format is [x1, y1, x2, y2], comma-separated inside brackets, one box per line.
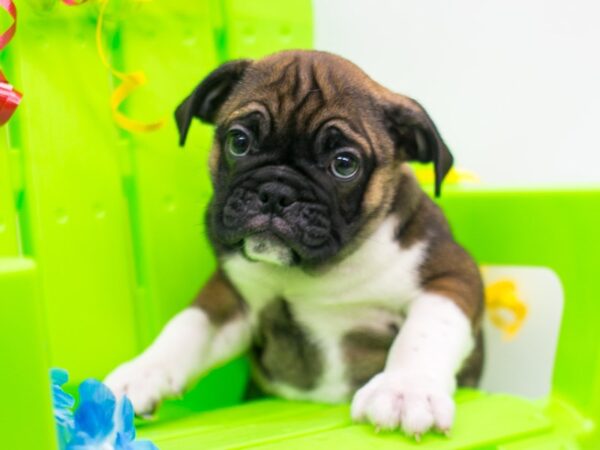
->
[106, 50, 484, 438]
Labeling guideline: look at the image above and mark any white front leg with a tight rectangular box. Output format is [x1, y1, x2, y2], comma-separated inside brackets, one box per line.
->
[105, 307, 251, 415]
[351, 293, 474, 437]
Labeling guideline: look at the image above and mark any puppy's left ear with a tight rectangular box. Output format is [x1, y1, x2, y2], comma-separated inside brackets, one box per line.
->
[383, 95, 454, 197]
[175, 59, 252, 146]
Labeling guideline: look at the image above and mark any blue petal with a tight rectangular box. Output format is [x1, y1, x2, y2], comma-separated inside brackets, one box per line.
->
[67, 430, 91, 446]
[114, 433, 159, 450]
[114, 432, 128, 449]
[67, 443, 107, 450]
[55, 423, 72, 450]
[54, 407, 75, 429]
[53, 385, 76, 410]
[51, 368, 69, 386]
[74, 379, 116, 442]
[128, 440, 159, 450]
[78, 379, 116, 408]
[114, 396, 135, 443]
[74, 401, 114, 442]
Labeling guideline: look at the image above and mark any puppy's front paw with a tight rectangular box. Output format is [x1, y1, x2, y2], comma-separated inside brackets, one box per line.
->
[351, 370, 455, 438]
[104, 357, 185, 416]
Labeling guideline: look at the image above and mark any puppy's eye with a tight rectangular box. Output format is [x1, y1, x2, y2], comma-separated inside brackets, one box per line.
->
[330, 151, 360, 180]
[226, 127, 252, 157]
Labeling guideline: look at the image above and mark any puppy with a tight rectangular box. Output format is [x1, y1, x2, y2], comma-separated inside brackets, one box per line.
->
[105, 50, 484, 437]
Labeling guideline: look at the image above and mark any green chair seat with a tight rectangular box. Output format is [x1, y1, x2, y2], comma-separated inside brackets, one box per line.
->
[138, 392, 585, 450]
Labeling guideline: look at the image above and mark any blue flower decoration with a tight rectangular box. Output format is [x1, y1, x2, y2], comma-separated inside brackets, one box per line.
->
[51, 368, 76, 449]
[50, 369, 158, 450]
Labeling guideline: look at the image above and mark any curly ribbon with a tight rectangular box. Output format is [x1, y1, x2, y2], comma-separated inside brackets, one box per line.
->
[485, 279, 528, 340]
[96, 0, 165, 133]
[0, 0, 22, 126]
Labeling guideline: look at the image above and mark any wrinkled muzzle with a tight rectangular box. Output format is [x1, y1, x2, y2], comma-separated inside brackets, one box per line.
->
[215, 166, 336, 265]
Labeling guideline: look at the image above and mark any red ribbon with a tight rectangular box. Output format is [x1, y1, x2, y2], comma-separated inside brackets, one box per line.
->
[0, 0, 21, 126]
[62, 0, 89, 5]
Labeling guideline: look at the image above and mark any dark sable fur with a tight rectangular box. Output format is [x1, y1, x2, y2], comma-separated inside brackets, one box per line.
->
[192, 270, 246, 325]
[342, 328, 484, 393]
[176, 50, 485, 392]
[457, 330, 485, 387]
[342, 325, 400, 392]
[389, 171, 484, 325]
[342, 172, 484, 391]
[251, 299, 323, 390]
[406, 198, 484, 326]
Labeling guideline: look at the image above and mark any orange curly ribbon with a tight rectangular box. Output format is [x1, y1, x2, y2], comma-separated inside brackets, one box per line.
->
[95, 0, 165, 133]
[0, 0, 22, 126]
[485, 279, 528, 340]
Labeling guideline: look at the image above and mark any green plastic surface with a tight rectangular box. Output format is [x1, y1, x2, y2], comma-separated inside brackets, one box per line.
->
[0, 258, 58, 450]
[0, 1, 598, 449]
[438, 188, 600, 435]
[136, 392, 590, 449]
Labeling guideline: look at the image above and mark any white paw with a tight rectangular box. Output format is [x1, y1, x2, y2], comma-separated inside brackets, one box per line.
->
[104, 356, 186, 416]
[351, 370, 455, 438]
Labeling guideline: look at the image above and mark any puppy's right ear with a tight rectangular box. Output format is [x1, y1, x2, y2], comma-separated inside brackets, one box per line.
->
[175, 59, 251, 146]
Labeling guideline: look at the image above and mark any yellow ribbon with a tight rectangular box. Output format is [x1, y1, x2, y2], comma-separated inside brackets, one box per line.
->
[414, 166, 480, 185]
[96, 0, 165, 133]
[485, 279, 528, 340]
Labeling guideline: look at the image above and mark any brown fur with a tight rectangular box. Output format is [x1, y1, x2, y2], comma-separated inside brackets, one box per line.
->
[457, 330, 485, 387]
[192, 270, 246, 325]
[342, 325, 401, 392]
[406, 199, 484, 326]
[251, 299, 323, 390]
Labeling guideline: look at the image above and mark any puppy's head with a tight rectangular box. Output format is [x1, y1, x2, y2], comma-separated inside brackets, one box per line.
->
[176, 50, 453, 268]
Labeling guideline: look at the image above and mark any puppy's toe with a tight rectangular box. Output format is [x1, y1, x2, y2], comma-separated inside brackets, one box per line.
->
[351, 373, 380, 422]
[352, 372, 403, 431]
[104, 359, 182, 416]
[400, 393, 434, 436]
[351, 370, 455, 438]
[367, 392, 403, 431]
[429, 393, 455, 432]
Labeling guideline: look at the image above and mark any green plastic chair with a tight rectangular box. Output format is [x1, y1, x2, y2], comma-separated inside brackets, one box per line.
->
[1, 1, 598, 448]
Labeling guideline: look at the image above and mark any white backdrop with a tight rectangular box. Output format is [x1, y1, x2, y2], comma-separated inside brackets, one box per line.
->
[313, 0, 600, 187]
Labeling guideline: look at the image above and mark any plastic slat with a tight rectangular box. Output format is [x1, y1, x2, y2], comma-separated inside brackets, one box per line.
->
[221, 0, 313, 59]
[13, 4, 138, 381]
[0, 138, 19, 255]
[117, 0, 218, 344]
[0, 259, 58, 450]
[139, 394, 556, 450]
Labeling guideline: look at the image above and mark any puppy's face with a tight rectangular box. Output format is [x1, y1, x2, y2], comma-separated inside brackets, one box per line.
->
[176, 51, 453, 268]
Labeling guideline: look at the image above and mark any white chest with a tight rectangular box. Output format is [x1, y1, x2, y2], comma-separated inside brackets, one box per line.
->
[223, 219, 426, 311]
[222, 218, 428, 401]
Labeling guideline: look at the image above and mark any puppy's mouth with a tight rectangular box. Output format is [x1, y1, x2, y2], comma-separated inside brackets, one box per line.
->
[215, 181, 338, 266]
[242, 232, 299, 266]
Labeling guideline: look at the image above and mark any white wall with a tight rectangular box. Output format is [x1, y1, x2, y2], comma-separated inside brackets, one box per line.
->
[314, 0, 600, 187]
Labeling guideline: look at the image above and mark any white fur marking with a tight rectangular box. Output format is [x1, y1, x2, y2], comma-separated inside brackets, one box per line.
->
[351, 293, 473, 435]
[244, 233, 293, 266]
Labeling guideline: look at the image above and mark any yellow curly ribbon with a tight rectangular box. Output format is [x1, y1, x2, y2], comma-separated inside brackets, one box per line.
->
[96, 0, 165, 133]
[485, 279, 528, 340]
[414, 166, 480, 185]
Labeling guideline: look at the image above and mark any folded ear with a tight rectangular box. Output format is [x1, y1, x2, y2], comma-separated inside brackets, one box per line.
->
[175, 59, 252, 146]
[383, 95, 454, 197]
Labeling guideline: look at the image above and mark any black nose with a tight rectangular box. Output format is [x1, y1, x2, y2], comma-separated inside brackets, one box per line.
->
[258, 182, 298, 212]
